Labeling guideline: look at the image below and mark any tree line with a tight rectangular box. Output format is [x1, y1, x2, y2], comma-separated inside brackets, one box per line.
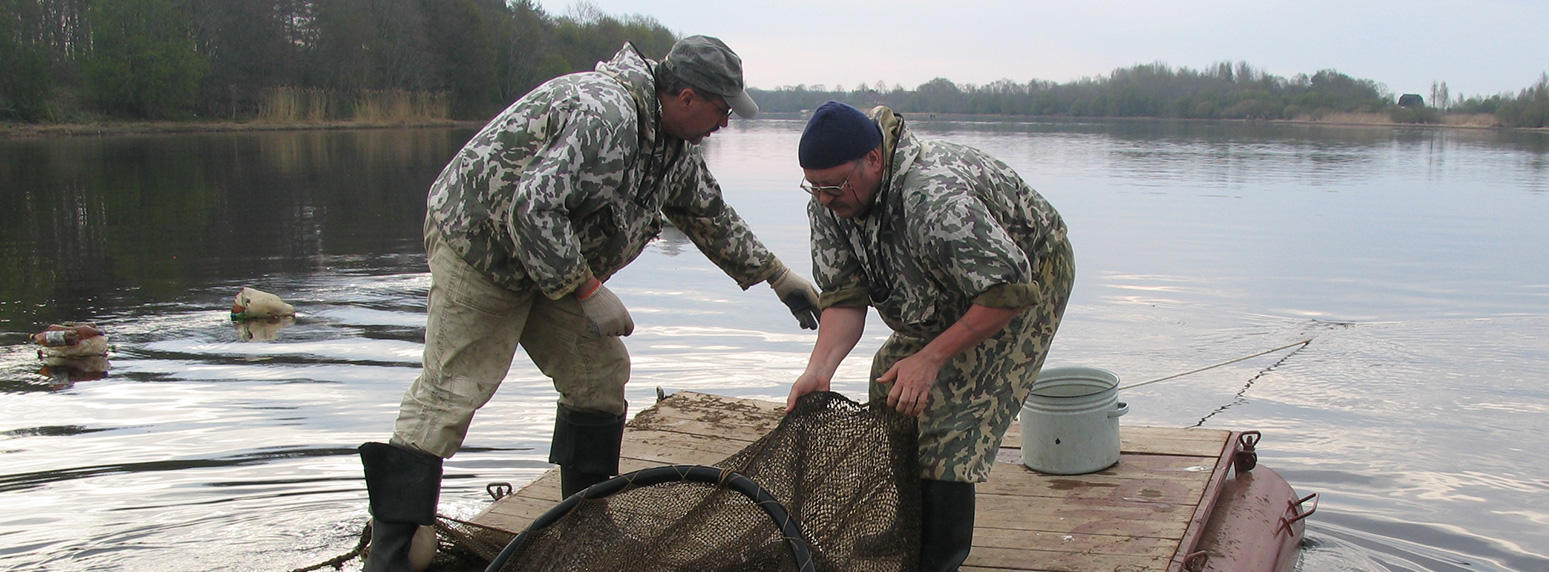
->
[3, 0, 1545, 128]
[751, 63, 1549, 129]
[0, 0, 676, 122]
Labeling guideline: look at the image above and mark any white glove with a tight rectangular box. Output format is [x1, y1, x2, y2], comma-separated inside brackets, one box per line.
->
[768, 267, 821, 330]
[577, 282, 634, 337]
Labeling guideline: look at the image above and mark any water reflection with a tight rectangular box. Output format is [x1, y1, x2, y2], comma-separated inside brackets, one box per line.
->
[2, 121, 1547, 571]
[236, 316, 296, 341]
[0, 128, 469, 331]
[37, 356, 111, 389]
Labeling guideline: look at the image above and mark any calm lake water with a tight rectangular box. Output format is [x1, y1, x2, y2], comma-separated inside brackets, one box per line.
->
[1, 117, 1546, 572]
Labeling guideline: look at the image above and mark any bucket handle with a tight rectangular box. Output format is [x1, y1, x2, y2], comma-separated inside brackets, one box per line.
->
[1109, 401, 1130, 418]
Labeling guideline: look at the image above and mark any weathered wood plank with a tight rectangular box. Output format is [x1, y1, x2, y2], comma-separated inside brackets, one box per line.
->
[620, 429, 755, 465]
[982, 454, 1217, 503]
[627, 392, 784, 437]
[1003, 424, 1230, 458]
[964, 544, 1173, 572]
[974, 492, 1191, 538]
[970, 527, 1175, 557]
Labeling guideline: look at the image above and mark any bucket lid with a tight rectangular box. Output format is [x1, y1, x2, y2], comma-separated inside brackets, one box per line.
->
[1030, 366, 1119, 398]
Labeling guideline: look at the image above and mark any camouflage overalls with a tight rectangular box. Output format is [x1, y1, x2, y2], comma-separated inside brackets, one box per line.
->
[395, 44, 782, 458]
[810, 107, 1076, 482]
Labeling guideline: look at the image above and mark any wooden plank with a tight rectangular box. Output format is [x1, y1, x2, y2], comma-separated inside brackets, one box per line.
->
[621, 429, 757, 465]
[981, 454, 1217, 503]
[627, 392, 784, 437]
[964, 544, 1173, 572]
[971, 527, 1176, 557]
[974, 492, 1191, 538]
[1003, 424, 1231, 458]
[477, 493, 557, 533]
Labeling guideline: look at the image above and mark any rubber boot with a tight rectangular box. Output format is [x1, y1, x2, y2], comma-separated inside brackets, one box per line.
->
[549, 405, 626, 498]
[360, 442, 442, 572]
[919, 479, 976, 572]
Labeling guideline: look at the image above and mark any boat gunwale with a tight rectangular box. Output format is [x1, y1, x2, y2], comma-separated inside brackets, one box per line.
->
[1165, 429, 1240, 571]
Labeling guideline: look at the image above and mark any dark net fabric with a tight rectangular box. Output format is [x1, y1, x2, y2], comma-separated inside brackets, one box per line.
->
[491, 391, 921, 572]
[435, 516, 520, 565]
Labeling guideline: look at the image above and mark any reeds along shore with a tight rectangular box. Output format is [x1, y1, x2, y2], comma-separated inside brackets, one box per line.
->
[256, 87, 451, 123]
[1287, 111, 1497, 128]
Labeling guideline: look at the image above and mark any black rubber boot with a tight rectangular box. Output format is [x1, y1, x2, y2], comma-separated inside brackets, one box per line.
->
[919, 479, 976, 572]
[360, 442, 442, 572]
[549, 405, 626, 497]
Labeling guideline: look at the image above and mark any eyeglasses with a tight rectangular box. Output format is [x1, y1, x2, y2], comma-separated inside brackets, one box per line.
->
[799, 161, 862, 198]
[710, 96, 732, 118]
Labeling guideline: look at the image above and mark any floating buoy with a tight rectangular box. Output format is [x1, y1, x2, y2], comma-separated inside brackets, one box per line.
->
[232, 287, 295, 320]
[32, 323, 109, 358]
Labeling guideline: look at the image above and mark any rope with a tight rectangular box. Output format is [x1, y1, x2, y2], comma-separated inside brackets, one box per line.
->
[288, 521, 370, 572]
[1117, 339, 1312, 391]
[1192, 339, 1311, 428]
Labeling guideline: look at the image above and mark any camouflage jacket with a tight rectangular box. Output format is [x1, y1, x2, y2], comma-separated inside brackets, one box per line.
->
[809, 106, 1069, 340]
[426, 44, 780, 299]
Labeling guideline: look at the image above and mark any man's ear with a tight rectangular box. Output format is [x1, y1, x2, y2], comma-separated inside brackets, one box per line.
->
[677, 88, 698, 106]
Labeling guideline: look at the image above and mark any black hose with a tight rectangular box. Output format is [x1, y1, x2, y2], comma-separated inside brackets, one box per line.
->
[485, 464, 815, 572]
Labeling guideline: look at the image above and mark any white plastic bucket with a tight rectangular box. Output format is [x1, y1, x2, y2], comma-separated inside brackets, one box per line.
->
[1020, 366, 1129, 475]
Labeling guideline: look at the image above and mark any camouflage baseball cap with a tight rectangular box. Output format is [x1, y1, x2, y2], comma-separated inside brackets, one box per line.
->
[664, 35, 759, 119]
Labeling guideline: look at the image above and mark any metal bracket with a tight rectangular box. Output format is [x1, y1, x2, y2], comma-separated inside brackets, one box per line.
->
[487, 482, 512, 501]
[1183, 550, 1211, 572]
[1233, 430, 1260, 473]
[1277, 492, 1319, 535]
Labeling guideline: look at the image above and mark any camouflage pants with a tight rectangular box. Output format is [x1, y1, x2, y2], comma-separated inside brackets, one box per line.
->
[392, 221, 630, 459]
[869, 240, 1074, 482]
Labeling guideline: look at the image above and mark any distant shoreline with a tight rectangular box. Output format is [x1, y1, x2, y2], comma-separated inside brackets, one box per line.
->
[2, 113, 1538, 139]
[833, 111, 1516, 131]
[0, 119, 485, 139]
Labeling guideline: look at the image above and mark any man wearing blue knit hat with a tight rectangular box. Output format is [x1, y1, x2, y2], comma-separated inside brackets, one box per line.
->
[787, 101, 1076, 572]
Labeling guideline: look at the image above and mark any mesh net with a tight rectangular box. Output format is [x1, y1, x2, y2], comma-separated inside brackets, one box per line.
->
[292, 392, 919, 572]
[492, 391, 921, 572]
[436, 516, 522, 565]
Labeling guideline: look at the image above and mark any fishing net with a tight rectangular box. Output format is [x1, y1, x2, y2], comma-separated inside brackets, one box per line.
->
[292, 392, 919, 572]
[492, 391, 920, 572]
[287, 515, 513, 572]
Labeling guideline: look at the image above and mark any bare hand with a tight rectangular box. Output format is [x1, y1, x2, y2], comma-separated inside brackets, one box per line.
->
[786, 370, 831, 412]
[876, 353, 944, 417]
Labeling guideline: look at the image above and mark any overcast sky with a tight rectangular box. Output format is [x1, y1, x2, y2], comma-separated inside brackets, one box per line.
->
[540, 0, 1547, 99]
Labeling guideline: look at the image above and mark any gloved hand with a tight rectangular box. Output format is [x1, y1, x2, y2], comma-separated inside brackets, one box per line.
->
[768, 267, 821, 330]
[577, 281, 634, 337]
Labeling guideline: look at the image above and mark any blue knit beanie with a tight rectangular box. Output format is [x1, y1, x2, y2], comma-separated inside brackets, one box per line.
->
[799, 101, 882, 169]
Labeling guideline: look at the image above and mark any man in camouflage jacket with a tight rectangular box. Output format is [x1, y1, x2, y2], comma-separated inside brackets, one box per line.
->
[357, 36, 821, 572]
[786, 101, 1075, 572]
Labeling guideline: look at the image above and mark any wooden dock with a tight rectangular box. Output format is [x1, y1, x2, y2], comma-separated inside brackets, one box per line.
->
[470, 391, 1239, 572]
